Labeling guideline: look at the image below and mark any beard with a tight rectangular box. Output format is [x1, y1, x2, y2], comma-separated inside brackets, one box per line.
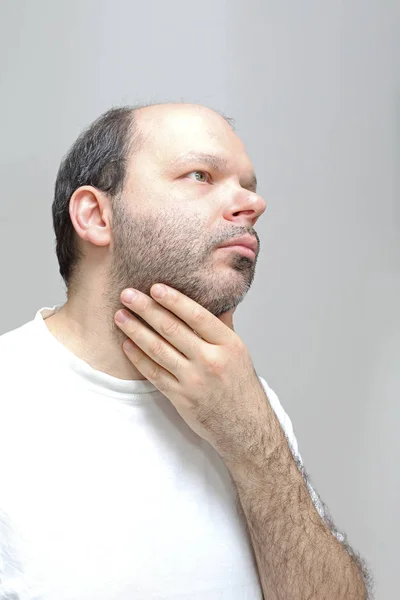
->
[104, 196, 257, 342]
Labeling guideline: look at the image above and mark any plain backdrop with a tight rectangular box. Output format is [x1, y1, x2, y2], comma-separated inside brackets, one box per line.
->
[1, 1, 399, 598]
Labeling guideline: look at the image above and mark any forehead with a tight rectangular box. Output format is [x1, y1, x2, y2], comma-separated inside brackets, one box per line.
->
[135, 104, 253, 171]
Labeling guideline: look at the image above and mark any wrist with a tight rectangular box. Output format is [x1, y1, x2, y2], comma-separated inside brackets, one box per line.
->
[219, 400, 288, 484]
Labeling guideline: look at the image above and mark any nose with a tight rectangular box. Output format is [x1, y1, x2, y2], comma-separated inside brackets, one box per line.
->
[226, 189, 266, 227]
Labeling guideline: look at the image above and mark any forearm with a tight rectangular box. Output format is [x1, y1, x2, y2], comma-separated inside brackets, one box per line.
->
[222, 405, 368, 599]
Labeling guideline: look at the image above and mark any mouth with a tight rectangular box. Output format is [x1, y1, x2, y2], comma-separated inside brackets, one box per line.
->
[217, 245, 256, 259]
[217, 234, 258, 257]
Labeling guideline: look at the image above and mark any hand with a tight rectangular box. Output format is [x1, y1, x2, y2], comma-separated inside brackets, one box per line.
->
[115, 284, 269, 461]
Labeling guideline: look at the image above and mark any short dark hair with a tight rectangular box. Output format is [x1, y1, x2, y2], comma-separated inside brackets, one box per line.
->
[52, 105, 144, 293]
[52, 103, 235, 293]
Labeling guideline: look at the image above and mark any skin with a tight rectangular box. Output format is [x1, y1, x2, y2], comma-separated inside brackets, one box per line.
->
[45, 103, 369, 598]
[45, 103, 265, 381]
[113, 283, 368, 599]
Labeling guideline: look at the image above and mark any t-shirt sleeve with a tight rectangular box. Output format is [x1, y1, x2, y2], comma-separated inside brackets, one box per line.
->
[257, 375, 303, 463]
[257, 376, 345, 543]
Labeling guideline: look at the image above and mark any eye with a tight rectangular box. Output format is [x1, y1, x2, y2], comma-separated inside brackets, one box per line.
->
[186, 170, 211, 183]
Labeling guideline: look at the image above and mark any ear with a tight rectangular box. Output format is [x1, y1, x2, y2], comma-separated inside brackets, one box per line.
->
[69, 186, 111, 247]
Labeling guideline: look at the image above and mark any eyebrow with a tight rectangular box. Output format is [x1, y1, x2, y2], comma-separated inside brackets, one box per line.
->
[172, 152, 258, 192]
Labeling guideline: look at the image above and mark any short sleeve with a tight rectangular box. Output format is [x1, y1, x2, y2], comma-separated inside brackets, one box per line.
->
[257, 375, 303, 463]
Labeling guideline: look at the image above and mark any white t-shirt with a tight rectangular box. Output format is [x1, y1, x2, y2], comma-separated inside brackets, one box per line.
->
[0, 305, 307, 600]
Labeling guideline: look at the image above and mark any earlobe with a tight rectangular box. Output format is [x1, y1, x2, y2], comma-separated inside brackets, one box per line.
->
[69, 186, 111, 247]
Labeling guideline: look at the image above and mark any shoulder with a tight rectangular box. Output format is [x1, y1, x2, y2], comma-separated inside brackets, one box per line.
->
[0, 319, 36, 353]
[0, 320, 39, 418]
[0, 321, 38, 382]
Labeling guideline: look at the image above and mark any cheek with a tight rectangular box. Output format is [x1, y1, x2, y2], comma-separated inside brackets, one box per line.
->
[123, 181, 212, 249]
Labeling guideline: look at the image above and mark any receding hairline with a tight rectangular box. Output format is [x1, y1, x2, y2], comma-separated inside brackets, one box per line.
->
[119, 103, 237, 175]
[127, 102, 235, 148]
[133, 101, 235, 127]
[119, 103, 256, 196]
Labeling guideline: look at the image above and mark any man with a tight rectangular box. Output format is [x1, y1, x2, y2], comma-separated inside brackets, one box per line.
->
[0, 103, 372, 599]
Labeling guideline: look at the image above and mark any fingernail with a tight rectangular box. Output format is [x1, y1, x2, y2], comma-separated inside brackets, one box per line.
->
[152, 284, 167, 298]
[122, 289, 137, 303]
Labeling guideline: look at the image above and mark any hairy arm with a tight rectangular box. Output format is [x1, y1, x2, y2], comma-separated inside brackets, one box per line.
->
[221, 397, 374, 600]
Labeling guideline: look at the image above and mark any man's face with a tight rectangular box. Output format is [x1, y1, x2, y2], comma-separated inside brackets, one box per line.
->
[108, 104, 266, 320]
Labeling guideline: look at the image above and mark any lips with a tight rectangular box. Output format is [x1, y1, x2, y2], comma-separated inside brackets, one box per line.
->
[218, 235, 258, 255]
[219, 245, 256, 259]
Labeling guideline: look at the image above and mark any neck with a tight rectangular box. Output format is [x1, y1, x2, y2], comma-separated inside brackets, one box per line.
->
[44, 290, 147, 381]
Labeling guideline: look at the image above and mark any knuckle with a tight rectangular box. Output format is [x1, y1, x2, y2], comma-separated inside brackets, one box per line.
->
[168, 292, 179, 307]
[140, 298, 151, 311]
[135, 354, 146, 370]
[149, 339, 164, 357]
[173, 356, 182, 373]
[192, 309, 206, 324]
[128, 324, 139, 339]
[149, 364, 161, 380]
[203, 348, 224, 372]
[208, 359, 224, 373]
[162, 318, 180, 336]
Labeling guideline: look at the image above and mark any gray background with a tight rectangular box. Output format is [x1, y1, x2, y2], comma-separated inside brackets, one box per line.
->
[1, 0, 399, 597]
